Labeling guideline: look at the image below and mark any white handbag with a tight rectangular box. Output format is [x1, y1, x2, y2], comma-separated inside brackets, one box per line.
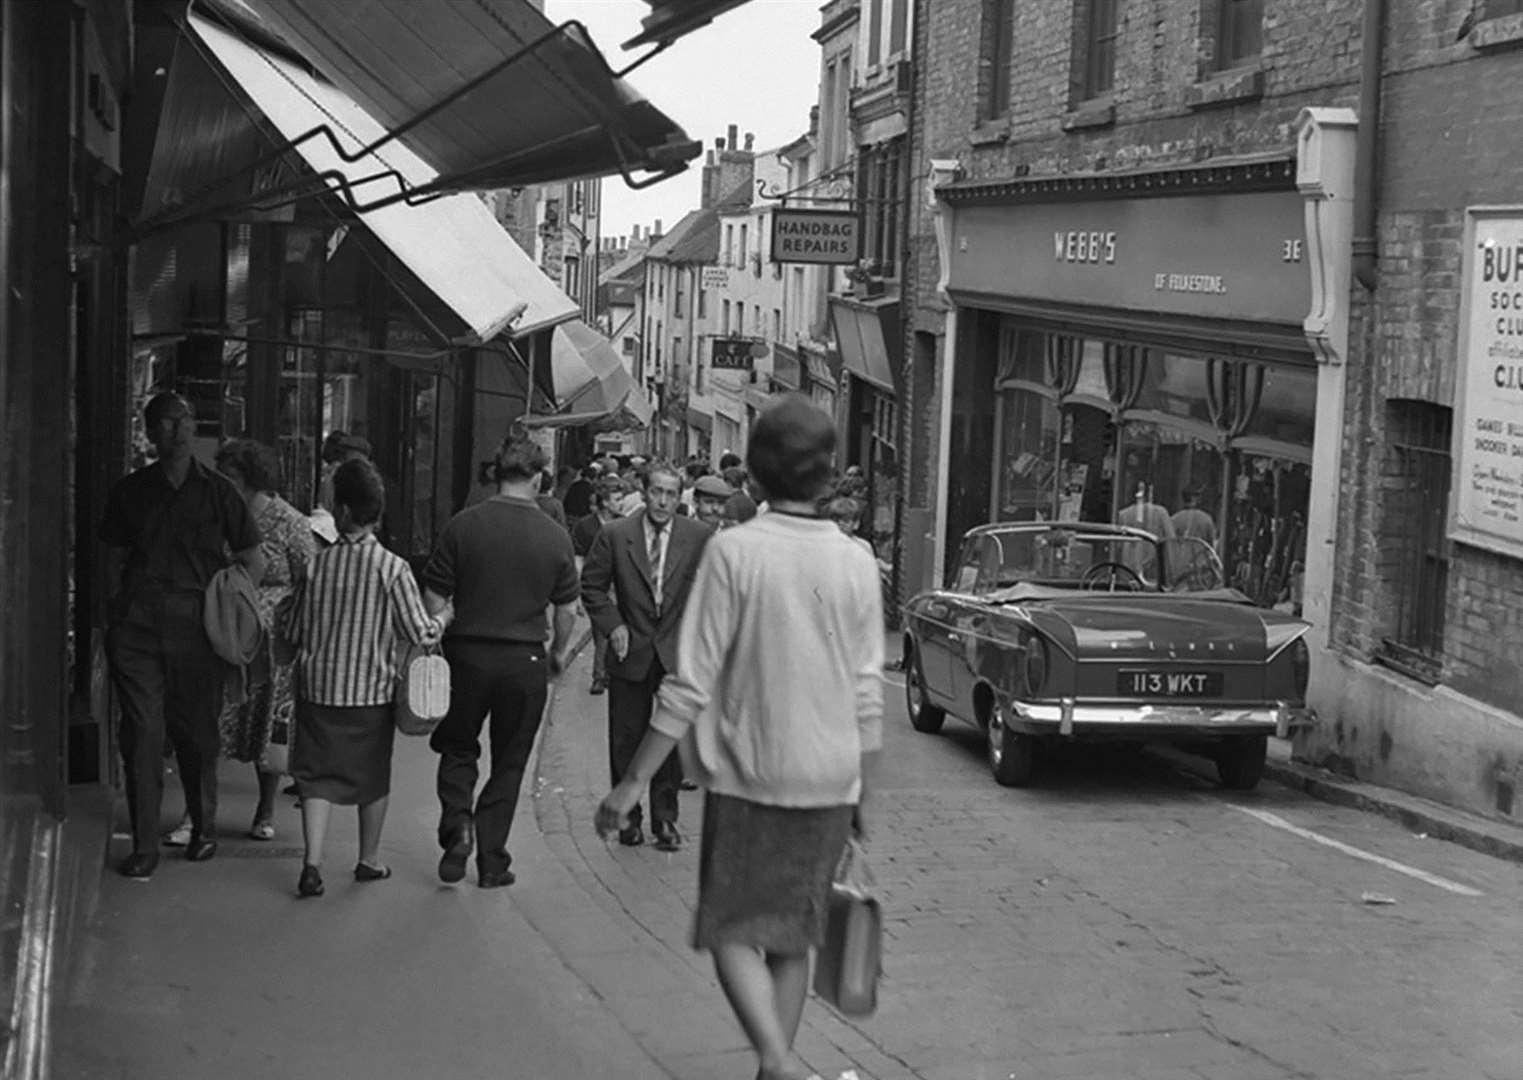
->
[394, 643, 451, 736]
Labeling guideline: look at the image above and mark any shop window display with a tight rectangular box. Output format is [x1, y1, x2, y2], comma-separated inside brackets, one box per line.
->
[996, 390, 1059, 520]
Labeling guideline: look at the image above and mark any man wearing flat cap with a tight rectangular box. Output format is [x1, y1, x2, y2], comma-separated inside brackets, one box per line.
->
[692, 474, 733, 531]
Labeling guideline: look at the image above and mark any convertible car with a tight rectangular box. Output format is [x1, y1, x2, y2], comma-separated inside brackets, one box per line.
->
[901, 522, 1313, 790]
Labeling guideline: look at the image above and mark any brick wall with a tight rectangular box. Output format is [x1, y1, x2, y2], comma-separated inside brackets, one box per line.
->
[1330, 15, 1523, 715]
[901, 0, 1364, 609]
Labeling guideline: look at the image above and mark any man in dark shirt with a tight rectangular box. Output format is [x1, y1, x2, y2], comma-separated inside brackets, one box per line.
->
[422, 434, 579, 888]
[100, 392, 265, 878]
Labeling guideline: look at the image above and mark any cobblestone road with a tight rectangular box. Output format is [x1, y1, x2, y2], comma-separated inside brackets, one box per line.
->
[537, 641, 1523, 1080]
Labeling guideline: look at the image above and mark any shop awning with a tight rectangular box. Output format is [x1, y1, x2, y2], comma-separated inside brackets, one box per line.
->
[829, 297, 901, 395]
[623, 0, 756, 48]
[521, 320, 653, 432]
[186, 14, 577, 343]
[203, 0, 700, 201]
[684, 406, 713, 434]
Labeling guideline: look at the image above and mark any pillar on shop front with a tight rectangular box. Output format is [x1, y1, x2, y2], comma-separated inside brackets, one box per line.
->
[1294, 107, 1359, 735]
[928, 159, 963, 585]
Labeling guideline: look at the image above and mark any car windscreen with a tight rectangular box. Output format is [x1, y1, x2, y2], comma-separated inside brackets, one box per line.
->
[988, 529, 1162, 589]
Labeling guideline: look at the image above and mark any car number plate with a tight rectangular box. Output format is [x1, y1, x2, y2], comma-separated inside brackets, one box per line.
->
[1117, 670, 1223, 697]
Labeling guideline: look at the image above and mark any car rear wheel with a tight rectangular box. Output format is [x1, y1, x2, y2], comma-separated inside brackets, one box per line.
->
[987, 703, 1036, 787]
[904, 643, 945, 734]
[1216, 734, 1268, 790]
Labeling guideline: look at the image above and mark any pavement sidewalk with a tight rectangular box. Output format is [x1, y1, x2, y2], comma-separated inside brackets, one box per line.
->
[526, 619, 910, 1080]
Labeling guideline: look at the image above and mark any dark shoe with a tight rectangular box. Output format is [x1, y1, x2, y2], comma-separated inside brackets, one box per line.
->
[184, 837, 218, 862]
[118, 852, 159, 879]
[617, 823, 645, 847]
[589, 676, 607, 695]
[297, 864, 324, 898]
[282, 781, 299, 796]
[353, 862, 392, 882]
[438, 831, 473, 884]
[652, 822, 681, 852]
[477, 868, 517, 888]
[679, 779, 698, 792]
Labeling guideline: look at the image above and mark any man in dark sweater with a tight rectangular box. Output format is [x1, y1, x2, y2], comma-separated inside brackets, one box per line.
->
[422, 435, 579, 888]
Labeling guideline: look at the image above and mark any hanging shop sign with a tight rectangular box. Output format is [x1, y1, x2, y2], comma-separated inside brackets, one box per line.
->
[1452, 208, 1523, 560]
[947, 191, 1310, 325]
[710, 337, 764, 370]
[771, 209, 861, 265]
[701, 266, 730, 290]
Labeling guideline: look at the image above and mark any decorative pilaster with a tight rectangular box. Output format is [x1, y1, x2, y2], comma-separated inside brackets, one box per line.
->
[1296, 107, 1359, 365]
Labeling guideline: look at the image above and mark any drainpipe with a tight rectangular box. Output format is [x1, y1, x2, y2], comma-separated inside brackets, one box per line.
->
[1352, 0, 1387, 291]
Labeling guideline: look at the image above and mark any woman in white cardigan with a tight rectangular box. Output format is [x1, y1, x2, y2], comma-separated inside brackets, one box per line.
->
[596, 395, 883, 1080]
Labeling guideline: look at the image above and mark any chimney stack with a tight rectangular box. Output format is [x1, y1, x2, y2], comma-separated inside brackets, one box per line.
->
[653, 218, 663, 236]
[727, 124, 738, 151]
[744, 132, 754, 151]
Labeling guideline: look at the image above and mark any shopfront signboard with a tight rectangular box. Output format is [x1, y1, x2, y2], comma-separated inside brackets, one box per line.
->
[710, 337, 759, 370]
[1452, 208, 1523, 560]
[947, 191, 1311, 326]
[771, 209, 860, 265]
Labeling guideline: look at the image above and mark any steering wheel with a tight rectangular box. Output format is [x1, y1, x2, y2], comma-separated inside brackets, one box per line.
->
[1081, 561, 1144, 591]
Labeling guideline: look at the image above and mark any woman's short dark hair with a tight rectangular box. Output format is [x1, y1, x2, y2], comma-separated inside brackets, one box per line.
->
[718, 451, 743, 471]
[332, 458, 386, 525]
[215, 438, 282, 494]
[492, 434, 546, 482]
[746, 394, 837, 503]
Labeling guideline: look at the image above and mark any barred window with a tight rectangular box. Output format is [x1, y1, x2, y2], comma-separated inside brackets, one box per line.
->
[1377, 401, 1452, 684]
[858, 138, 903, 276]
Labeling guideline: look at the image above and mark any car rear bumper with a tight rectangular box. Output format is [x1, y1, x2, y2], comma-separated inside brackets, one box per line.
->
[1007, 700, 1315, 740]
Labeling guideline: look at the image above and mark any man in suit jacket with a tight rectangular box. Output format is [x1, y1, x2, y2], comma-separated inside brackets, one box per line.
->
[581, 463, 711, 850]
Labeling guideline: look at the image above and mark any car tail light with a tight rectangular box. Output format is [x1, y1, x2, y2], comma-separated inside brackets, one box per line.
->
[1024, 636, 1049, 697]
[1290, 638, 1310, 699]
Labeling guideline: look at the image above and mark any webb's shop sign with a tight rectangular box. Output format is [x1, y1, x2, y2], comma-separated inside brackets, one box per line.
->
[1453, 208, 1523, 561]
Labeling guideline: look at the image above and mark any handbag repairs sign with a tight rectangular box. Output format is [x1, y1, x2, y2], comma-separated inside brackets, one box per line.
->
[1453, 208, 1523, 560]
[771, 209, 860, 265]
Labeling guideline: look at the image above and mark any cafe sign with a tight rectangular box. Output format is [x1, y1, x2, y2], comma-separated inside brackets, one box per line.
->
[1452, 208, 1523, 560]
[770, 209, 860, 265]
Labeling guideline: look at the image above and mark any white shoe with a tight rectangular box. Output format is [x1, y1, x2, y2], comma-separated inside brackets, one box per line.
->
[162, 817, 193, 846]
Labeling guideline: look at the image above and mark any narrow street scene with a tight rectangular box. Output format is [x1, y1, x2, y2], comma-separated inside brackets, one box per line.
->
[6, 0, 1523, 1079]
[56, 630, 1523, 1079]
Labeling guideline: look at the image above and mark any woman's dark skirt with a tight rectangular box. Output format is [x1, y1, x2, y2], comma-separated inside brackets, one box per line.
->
[290, 701, 394, 806]
[692, 791, 854, 954]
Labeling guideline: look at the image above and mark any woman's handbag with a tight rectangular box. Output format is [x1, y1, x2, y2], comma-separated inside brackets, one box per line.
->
[261, 715, 290, 775]
[813, 838, 882, 1017]
[394, 643, 451, 736]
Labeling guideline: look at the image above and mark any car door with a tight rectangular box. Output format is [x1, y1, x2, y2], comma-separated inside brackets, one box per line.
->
[916, 536, 984, 700]
[942, 536, 1001, 709]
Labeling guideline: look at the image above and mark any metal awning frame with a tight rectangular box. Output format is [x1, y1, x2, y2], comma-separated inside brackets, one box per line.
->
[131, 8, 687, 241]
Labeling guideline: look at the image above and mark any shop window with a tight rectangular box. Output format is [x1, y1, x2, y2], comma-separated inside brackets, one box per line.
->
[1117, 419, 1225, 546]
[1129, 352, 1216, 426]
[1057, 403, 1114, 523]
[1216, 0, 1263, 68]
[981, 0, 1016, 121]
[1224, 453, 1309, 611]
[997, 389, 1060, 521]
[1078, 0, 1119, 101]
[1377, 401, 1452, 684]
[1239, 364, 1316, 447]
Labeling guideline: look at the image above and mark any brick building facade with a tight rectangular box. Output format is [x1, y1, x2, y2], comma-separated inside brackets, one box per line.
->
[1299, 5, 1523, 820]
[900, 0, 1523, 822]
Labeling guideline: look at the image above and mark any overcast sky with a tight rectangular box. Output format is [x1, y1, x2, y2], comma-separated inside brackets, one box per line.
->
[544, 0, 824, 240]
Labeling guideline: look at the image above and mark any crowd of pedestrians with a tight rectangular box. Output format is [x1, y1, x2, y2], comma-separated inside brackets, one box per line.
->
[100, 390, 881, 1080]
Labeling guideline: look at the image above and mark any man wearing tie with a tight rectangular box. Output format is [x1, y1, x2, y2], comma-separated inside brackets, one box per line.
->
[581, 463, 711, 851]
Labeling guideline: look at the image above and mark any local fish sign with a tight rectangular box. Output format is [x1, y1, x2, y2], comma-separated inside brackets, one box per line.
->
[771, 209, 860, 265]
[1454, 209, 1523, 561]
